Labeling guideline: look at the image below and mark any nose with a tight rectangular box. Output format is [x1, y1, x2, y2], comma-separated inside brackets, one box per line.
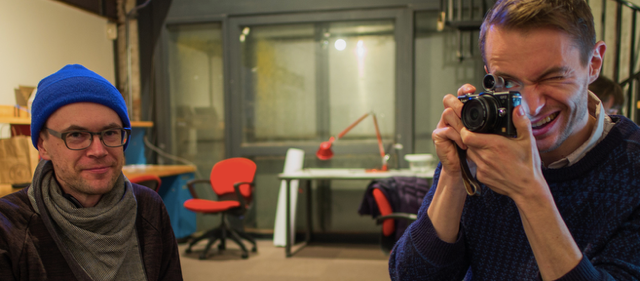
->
[85, 134, 108, 158]
[520, 85, 545, 117]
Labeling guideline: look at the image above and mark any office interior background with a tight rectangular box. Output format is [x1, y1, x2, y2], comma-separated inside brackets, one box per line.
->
[2, 0, 640, 256]
[149, 0, 486, 236]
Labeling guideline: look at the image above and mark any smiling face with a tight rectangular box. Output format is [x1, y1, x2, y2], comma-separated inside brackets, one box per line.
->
[484, 25, 603, 163]
[38, 102, 125, 204]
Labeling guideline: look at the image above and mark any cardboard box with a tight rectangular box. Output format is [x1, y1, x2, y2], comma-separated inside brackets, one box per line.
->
[0, 136, 39, 185]
[14, 85, 35, 108]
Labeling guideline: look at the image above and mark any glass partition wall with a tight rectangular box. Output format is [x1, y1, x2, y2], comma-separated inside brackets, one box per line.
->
[166, 23, 226, 179]
[239, 21, 396, 152]
[234, 17, 400, 232]
[166, 23, 227, 231]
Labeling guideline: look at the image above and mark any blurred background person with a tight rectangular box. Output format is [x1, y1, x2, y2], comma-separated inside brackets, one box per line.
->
[589, 75, 624, 115]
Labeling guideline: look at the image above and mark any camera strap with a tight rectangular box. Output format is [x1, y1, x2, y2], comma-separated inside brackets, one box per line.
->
[456, 145, 481, 196]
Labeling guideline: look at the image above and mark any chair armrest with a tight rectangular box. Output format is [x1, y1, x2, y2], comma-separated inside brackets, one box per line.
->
[232, 181, 255, 211]
[375, 213, 418, 225]
[185, 179, 211, 199]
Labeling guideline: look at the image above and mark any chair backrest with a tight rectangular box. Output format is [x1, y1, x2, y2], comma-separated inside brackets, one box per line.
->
[372, 188, 395, 237]
[129, 174, 162, 192]
[210, 157, 257, 197]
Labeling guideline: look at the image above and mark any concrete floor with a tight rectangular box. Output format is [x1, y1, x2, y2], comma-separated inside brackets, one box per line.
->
[179, 239, 391, 281]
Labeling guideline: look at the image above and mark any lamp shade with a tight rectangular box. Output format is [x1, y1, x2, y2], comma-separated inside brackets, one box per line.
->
[316, 136, 335, 160]
[315, 112, 388, 171]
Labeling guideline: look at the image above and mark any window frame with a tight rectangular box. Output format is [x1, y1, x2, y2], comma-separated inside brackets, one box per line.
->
[227, 9, 414, 162]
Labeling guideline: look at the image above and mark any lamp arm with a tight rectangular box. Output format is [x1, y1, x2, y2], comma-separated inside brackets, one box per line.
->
[336, 112, 370, 139]
[317, 111, 389, 171]
[371, 114, 386, 158]
[371, 113, 388, 171]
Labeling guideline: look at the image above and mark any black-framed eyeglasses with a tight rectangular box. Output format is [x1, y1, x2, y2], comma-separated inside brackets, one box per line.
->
[45, 127, 131, 150]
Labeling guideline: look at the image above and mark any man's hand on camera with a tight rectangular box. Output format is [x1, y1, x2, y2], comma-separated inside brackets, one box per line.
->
[427, 84, 478, 243]
[432, 84, 476, 176]
[460, 104, 547, 202]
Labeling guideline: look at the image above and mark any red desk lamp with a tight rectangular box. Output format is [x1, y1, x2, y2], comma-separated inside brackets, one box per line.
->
[316, 112, 388, 171]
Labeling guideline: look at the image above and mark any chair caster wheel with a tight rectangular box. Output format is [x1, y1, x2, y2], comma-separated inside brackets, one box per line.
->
[185, 248, 192, 254]
[241, 253, 249, 259]
[218, 244, 226, 250]
[251, 246, 257, 252]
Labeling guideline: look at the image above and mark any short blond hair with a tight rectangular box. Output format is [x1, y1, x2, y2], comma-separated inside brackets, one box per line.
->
[479, 0, 596, 66]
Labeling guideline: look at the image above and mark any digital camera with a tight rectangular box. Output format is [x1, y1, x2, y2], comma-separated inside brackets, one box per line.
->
[457, 74, 522, 138]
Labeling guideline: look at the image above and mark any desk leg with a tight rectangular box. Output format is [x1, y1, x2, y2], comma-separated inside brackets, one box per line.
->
[305, 179, 312, 244]
[286, 179, 312, 258]
[285, 179, 292, 257]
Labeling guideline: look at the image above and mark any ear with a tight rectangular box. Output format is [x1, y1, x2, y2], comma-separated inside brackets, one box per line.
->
[588, 41, 607, 84]
[38, 133, 51, 160]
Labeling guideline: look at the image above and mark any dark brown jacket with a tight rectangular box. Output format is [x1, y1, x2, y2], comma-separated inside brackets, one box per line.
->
[0, 183, 183, 280]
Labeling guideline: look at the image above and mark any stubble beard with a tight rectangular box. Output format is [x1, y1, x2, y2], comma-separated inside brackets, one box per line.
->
[537, 92, 591, 155]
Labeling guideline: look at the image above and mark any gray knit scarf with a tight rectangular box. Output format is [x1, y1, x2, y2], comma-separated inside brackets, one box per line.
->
[28, 160, 147, 281]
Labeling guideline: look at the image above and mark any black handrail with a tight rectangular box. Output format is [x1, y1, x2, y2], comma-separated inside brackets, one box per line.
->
[604, 0, 640, 121]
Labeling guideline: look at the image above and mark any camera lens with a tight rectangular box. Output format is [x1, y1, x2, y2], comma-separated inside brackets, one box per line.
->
[461, 95, 500, 133]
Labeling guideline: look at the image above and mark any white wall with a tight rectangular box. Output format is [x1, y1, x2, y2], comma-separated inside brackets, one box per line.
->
[0, 0, 115, 106]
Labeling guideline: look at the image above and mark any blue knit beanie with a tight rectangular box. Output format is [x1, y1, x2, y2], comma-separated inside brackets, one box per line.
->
[31, 64, 131, 150]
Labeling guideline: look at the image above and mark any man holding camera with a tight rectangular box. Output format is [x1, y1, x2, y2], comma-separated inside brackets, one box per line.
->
[389, 0, 640, 280]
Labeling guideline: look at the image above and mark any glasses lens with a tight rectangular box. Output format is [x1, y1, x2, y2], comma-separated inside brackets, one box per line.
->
[102, 129, 127, 147]
[65, 131, 92, 149]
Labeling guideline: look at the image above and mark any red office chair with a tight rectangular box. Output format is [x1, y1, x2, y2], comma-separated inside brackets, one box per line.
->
[129, 174, 162, 192]
[183, 157, 257, 259]
[372, 189, 417, 253]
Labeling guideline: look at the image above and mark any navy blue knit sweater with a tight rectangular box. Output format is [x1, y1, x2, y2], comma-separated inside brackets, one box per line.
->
[389, 116, 640, 280]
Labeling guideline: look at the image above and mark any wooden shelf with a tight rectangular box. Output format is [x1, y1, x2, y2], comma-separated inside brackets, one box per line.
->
[0, 117, 30, 125]
[130, 121, 154, 127]
[0, 118, 153, 128]
[122, 164, 197, 178]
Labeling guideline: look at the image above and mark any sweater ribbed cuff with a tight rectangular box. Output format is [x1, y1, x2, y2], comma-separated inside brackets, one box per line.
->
[555, 255, 601, 281]
[409, 212, 466, 266]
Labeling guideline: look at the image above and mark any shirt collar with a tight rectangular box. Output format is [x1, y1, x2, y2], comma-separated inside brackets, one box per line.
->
[546, 91, 607, 169]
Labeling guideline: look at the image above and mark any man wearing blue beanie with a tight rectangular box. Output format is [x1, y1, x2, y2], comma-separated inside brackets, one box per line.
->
[0, 64, 183, 280]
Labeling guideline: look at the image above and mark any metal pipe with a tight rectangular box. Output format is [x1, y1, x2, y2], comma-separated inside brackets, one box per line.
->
[124, 0, 152, 119]
[602, 0, 607, 41]
[614, 1, 622, 82]
[630, 11, 637, 119]
[470, 0, 475, 19]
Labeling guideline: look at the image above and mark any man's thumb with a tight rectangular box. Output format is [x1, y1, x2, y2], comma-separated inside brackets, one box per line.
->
[513, 105, 532, 139]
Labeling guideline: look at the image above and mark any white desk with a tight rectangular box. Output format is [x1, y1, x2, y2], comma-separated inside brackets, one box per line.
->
[278, 168, 435, 257]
